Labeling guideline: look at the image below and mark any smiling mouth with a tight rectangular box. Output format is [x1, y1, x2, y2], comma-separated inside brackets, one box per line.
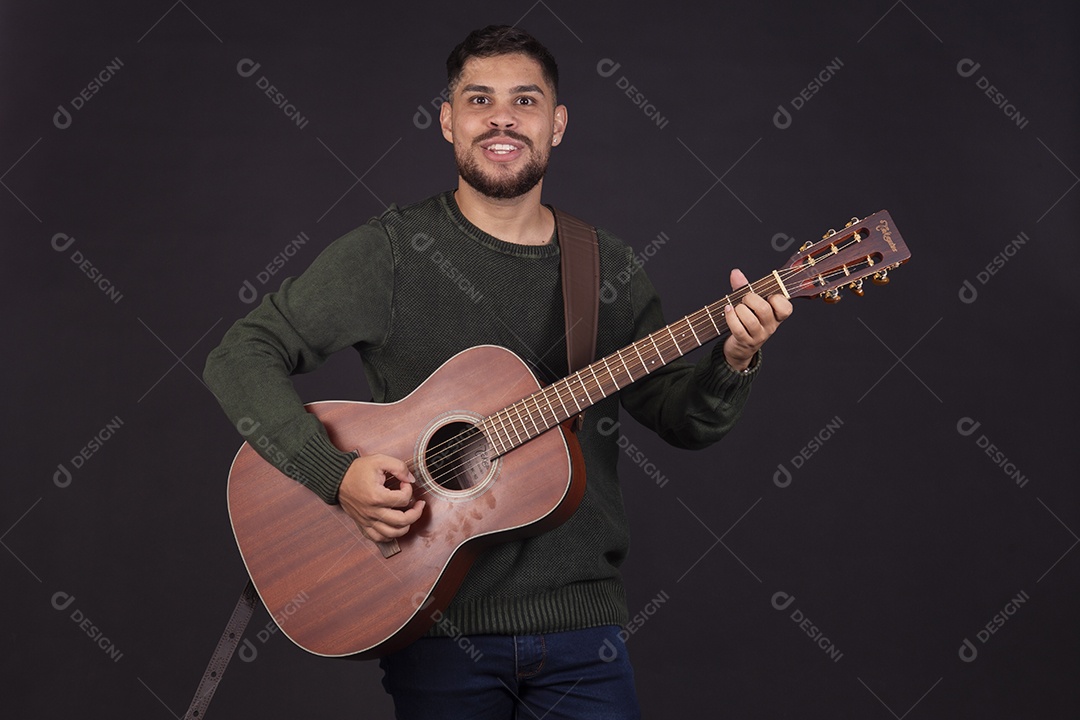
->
[484, 143, 520, 155]
[475, 129, 533, 156]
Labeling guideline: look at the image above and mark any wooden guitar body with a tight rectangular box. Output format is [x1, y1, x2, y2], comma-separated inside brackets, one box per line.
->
[227, 345, 586, 658]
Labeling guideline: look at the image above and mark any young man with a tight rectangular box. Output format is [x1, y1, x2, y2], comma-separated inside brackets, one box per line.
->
[205, 25, 791, 719]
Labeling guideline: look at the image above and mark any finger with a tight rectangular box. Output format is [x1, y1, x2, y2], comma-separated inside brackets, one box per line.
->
[373, 476, 424, 511]
[733, 303, 764, 338]
[740, 291, 773, 320]
[372, 454, 416, 485]
[371, 502, 427, 538]
[378, 479, 415, 508]
[729, 268, 749, 290]
[356, 520, 389, 543]
[725, 303, 748, 341]
[769, 294, 794, 322]
[377, 500, 426, 528]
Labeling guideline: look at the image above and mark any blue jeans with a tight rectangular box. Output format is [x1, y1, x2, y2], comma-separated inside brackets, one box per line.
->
[379, 625, 641, 719]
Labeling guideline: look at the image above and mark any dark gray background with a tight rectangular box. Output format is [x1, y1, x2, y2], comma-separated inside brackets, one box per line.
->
[3, 1, 1077, 717]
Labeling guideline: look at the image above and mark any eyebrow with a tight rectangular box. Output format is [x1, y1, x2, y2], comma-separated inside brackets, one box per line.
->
[461, 83, 546, 96]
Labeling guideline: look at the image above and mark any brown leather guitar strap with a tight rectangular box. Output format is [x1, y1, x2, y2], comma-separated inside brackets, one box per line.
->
[182, 579, 258, 719]
[552, 207, 601, 430]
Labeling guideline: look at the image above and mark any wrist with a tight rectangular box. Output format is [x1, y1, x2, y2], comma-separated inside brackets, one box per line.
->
[726, 351, 760, 375]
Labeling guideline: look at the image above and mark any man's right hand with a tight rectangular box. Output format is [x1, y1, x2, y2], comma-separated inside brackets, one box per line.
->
[338, 454, 426, 543]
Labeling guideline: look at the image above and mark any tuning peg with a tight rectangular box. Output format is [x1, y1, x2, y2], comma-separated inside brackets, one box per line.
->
[799, 240, 815, 251]
[822, 288, 842, 303]
[844, 216, 860, 228]
[848, 279, 864, 296]
[872, 269, 890, 285]
[821, 228, 837, 240]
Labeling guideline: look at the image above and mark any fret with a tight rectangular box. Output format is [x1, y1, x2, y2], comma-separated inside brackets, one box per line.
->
[666, 325, 682, 355]
[705, 304, 722, 336]
[589, 365, 606, 398]
[631, 341, 648, 377]
[522, 398, 542, 437]
[538, 392, 558, 431]
[686, 315, 701, 345]
[574, 372, 591, 406]
[617, 350, 634, 385]
[553, 384, 572, 419]
[603, 357, 621, 390]
[648, 334, 663, 365]
[486, 418, 506, 456]
[564, 379, 582, 413]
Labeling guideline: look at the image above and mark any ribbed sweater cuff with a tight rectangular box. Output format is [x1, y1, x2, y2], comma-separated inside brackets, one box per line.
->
[428, 577, 628, 637]
[699, 345, 761, 398]
[293, 433, 357, 504]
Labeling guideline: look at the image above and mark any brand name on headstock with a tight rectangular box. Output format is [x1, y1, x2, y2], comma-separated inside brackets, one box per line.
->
[876, 219, 897, 252]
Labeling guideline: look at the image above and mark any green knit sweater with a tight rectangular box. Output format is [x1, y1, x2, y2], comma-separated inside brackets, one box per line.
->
[204, 191, 757, 636]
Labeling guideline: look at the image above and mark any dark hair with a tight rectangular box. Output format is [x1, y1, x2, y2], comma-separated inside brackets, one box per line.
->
[447, 25, 559, 98]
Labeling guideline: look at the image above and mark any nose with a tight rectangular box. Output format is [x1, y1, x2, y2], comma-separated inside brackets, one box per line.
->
[486, 101, 517, 129]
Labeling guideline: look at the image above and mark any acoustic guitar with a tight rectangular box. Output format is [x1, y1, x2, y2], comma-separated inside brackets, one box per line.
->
[227, 211, 910, 658]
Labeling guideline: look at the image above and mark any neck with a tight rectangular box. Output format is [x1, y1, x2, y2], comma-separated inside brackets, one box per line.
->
[453, 181, 554, 246]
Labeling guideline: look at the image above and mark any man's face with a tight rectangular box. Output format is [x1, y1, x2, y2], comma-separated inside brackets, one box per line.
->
[440, 53, 567, 200]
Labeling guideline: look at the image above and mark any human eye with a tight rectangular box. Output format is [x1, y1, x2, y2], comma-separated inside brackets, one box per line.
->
[515, 96, 536, 106]
[468, 95, 490, 105]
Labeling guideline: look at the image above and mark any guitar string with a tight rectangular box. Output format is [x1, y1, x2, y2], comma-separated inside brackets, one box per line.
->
[404, 249, 888, 490]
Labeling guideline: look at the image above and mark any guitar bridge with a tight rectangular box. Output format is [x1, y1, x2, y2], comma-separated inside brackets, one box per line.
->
[377, 539, 401, 558]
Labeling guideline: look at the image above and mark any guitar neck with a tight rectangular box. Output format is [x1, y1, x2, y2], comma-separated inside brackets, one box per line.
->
[481, 272, 787, 457]
[481, 209, 912, 457]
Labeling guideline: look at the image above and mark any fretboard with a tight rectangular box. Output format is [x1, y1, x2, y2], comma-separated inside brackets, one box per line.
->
[480, 272, 786, 456]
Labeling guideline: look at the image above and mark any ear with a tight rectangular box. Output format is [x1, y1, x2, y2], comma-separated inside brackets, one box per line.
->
[552, 104, 568, 146]
[439, 101, 454, 144]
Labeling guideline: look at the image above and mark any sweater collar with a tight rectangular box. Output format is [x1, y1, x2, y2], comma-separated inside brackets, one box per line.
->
[439, 191, 560, 259]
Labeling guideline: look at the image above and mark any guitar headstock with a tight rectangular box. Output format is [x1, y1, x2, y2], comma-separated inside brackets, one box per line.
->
[780, 210, 911, 303]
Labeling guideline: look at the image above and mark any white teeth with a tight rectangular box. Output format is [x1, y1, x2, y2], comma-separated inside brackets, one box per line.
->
[488, 144, 517, 153]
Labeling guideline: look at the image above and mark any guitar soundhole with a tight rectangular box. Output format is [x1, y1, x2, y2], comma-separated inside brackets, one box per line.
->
[423, 421, 493, 493]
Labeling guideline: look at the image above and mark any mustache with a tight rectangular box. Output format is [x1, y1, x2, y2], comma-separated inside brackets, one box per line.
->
[472, 129, 534, 149]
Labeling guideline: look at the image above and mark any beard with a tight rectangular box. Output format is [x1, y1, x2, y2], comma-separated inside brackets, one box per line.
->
[455, 130, 549, 200]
